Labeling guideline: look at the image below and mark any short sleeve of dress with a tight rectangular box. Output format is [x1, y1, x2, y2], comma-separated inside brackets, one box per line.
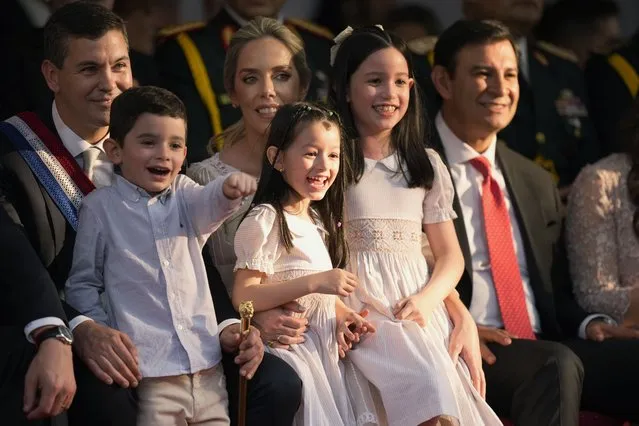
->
[234, 204, 281, 275]
[423, 148, 458, 224]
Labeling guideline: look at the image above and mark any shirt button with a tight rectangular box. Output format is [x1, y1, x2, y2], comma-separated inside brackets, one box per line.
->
[163, 260, 169, 267]
[177, 324, 183, 330]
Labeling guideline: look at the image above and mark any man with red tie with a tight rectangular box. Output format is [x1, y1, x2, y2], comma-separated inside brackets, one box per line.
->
[429, 19, 639, 425]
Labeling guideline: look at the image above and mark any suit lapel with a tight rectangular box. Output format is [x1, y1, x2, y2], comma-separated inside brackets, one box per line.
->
[495, 143, 551, 296]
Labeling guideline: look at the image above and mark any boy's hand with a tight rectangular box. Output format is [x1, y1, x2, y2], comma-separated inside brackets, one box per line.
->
[223, 172, 257, 200]
[336, 309, 376, 358]
[220, 324, 264, 380]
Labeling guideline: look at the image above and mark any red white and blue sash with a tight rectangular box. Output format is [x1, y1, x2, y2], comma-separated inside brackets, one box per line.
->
[0, 112, 95, 230]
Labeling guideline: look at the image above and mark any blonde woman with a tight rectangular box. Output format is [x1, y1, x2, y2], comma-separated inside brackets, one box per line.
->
[187, 17, 312, 349]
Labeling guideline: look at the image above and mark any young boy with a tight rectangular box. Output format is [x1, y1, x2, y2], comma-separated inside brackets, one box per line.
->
[65, 86, 257, 425]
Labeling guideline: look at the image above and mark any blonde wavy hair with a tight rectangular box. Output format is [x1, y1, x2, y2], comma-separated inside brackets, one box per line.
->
[209, 17, 311, 153]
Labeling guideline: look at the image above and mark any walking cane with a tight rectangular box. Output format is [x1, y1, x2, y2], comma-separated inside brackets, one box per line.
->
[238, 301, 254, 426]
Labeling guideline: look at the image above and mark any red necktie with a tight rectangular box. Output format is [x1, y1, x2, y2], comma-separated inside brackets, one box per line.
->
[469, 156, 536, 340]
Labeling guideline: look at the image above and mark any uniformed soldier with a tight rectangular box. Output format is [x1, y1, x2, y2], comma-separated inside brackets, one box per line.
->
[586, 31, 639, 154]
[113, 0, 180, 87]
[155, 0, 333, 164]
[412, 0, 601, 192]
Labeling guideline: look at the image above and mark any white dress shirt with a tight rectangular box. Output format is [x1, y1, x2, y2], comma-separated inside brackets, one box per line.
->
[52, 102, 113, 188]
[436, 113, 542, 333]
[65, 174, 241, 377]
[23, 101, 114, 341]
[436, 112, 611, 338]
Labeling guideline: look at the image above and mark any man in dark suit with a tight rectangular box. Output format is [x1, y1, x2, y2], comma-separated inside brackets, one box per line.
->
[413, 0, 601, 196]
[0, 195, 76, 425]
[1, 3, 301, 425]
[586, 30, 639, 154]
[429, 20, 639, 425]
[154, 0, 333, 164]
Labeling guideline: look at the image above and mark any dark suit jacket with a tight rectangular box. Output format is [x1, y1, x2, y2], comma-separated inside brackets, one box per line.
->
[0, 108, 239, 325]
[431, 131, 588, 339]
[0, 201, 66, 328]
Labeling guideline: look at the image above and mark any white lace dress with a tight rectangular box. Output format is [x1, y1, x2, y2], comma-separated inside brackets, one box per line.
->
[234, 204, 379, 426]
[343, 149, 502, 426]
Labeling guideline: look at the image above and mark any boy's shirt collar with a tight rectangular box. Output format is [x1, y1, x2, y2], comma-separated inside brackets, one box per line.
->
[113, 173, 173, 204]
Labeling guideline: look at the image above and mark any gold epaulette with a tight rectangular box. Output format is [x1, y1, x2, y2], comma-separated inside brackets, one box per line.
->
[407, 36, 438, 56]
[535, 41, 579, 63]
[158, 21, 206, 38]
[285, 18, 333, 40]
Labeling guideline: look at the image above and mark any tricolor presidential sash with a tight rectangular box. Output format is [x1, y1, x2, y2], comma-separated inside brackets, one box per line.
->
[0, 112, 95, 230]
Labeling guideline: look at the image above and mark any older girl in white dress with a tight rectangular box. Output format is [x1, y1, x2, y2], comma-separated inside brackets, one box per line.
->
[329, 26, 502, 426]
[233, 103, 379, 426]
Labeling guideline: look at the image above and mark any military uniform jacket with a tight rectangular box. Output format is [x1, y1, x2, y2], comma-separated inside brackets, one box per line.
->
[586, 33, 639, 154]
[414, 39, 601, 188]
[155, 8, 333, 165]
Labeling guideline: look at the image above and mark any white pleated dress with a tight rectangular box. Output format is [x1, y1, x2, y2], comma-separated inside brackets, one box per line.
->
[234, 204, 380, 426]
[343, 149, 502, 426]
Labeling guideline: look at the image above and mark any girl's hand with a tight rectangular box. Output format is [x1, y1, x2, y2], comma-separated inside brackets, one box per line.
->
[449, 312, 486, 399]
[336, 309, 376, 358]
[392, 293, 436, 327]
[315, 269, 358, 297]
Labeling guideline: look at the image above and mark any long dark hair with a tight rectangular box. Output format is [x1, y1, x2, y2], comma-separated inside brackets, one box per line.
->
[329, 25, 433, 189]
[624, 98, 639, 237]
[242, 102, 349, 268]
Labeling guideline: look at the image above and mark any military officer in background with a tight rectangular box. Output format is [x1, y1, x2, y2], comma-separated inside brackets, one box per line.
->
[155, 0, 333, 164]
[412, 0, 601, 195]
[586, 30, 639, 154]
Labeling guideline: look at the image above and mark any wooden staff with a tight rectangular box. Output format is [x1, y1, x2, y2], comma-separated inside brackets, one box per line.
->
[238, 301, 254, 426]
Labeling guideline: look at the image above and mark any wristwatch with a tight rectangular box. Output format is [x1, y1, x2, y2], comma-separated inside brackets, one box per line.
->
[34, 325, 74, 348]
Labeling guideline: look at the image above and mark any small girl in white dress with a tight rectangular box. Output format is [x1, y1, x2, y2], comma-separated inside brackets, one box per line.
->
[233, 102, 379, 426]
[329, 25, 503, 426]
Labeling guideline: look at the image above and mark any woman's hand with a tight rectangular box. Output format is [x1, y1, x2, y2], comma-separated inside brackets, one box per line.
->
[335, 309, 376, 358]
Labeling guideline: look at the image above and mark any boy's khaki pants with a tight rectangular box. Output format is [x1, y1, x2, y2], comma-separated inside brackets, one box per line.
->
[137, 363, 230, 425]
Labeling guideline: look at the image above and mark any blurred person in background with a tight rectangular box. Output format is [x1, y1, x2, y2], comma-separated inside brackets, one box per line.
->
[113, 0, 180, 86]
[385, 3, 442, 54]
[586, 28, 638, 154]
[535, 0, 622, 68]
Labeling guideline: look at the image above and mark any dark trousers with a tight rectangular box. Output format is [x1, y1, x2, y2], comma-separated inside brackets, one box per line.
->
[223, 351, 302, 426]
[484, 337, 639, 426]
[563, 338, 639, 421]
[1, 327, 137, 426]
[2, 327, 301, 426]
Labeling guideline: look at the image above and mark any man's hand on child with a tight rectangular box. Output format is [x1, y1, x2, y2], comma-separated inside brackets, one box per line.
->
[253, 301, 308, 350]
[223, 172, 257, 200]
[73, 321, 141, 388]
[315, 269, 358, 297]
[336, 309, 376, 358]
[220, 324, 264, 380]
